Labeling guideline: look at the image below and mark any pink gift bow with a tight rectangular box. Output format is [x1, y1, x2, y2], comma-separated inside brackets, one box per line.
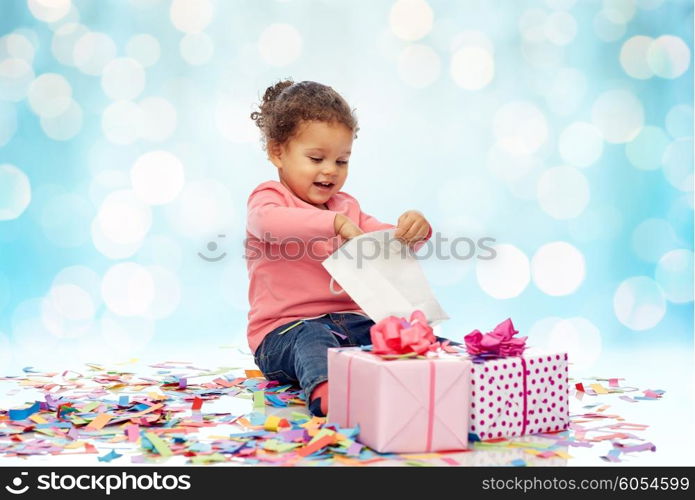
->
[369, 310, 439, 356]
[463, 318, 527, 357]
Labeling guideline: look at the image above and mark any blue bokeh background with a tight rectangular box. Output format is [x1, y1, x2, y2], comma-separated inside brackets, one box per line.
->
[0, 0, 692, 374]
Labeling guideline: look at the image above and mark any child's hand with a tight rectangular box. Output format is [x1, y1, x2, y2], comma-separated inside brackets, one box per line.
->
[395, 210, 430, 246]
[334, 214, 364, 241]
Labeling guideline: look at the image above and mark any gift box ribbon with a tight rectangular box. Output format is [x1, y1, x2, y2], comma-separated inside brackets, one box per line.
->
[520, 357, 528, 436]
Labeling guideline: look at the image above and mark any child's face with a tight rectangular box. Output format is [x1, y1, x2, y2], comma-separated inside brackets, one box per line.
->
[268, 120, 352, 208]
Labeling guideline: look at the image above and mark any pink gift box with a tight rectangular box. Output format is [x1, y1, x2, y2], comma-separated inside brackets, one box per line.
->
[327, 347, 471, 453]
[467, 349, 570, 441]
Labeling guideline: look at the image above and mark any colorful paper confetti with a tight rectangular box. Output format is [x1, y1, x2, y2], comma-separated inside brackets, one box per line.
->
[0, 364, 664, 467]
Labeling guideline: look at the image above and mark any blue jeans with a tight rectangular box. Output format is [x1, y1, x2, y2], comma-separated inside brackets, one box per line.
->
[253, 312, 457, 403]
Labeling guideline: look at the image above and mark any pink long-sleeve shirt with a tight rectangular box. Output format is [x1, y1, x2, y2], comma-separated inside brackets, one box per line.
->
[245, 180, 431, 354]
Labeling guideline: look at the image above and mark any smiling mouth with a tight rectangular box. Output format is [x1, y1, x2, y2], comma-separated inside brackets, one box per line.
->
[313, 182, 334, 189]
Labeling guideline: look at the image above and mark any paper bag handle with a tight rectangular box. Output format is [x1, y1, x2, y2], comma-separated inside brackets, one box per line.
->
[329, 277, 345, 295]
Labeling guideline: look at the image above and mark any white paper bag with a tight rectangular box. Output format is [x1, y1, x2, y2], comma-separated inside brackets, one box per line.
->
[321, 229, 449, 324]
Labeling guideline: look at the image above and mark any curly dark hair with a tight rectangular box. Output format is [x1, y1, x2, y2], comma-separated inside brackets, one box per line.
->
[250, 79, 359, 151]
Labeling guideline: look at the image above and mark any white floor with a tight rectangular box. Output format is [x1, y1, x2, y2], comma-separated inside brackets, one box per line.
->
[1, 343, 693, 467]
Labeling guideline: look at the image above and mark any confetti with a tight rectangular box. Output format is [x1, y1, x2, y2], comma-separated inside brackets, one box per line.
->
[85, 413, 113, 431]
[97, 449, 122, 462]
[0, 362, 663, 467]
[8, 401, 41, 421]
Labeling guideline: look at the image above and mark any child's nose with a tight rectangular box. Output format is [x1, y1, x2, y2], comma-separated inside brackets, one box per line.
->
[321, 163, 338, 174]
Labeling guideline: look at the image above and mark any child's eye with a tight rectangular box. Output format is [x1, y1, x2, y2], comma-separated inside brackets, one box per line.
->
[309, 157, 348, 166]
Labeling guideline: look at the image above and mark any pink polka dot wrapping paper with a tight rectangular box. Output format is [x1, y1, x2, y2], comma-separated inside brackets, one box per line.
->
[468, 350, 569, 441]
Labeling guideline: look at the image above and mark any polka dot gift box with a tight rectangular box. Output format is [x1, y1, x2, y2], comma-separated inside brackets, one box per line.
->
[464, 319, 570, 441]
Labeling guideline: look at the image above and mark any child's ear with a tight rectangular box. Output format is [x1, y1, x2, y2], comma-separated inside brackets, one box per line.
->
[267, 140, 284, 169]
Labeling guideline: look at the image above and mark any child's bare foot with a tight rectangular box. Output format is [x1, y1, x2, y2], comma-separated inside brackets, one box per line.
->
[309, 381, 328, 417]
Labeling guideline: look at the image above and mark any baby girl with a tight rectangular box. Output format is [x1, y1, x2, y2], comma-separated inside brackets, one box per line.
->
[246, 79, 444, 417]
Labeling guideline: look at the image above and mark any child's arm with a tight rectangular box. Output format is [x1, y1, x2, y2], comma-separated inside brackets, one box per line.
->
[247, 189, 338, 242]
